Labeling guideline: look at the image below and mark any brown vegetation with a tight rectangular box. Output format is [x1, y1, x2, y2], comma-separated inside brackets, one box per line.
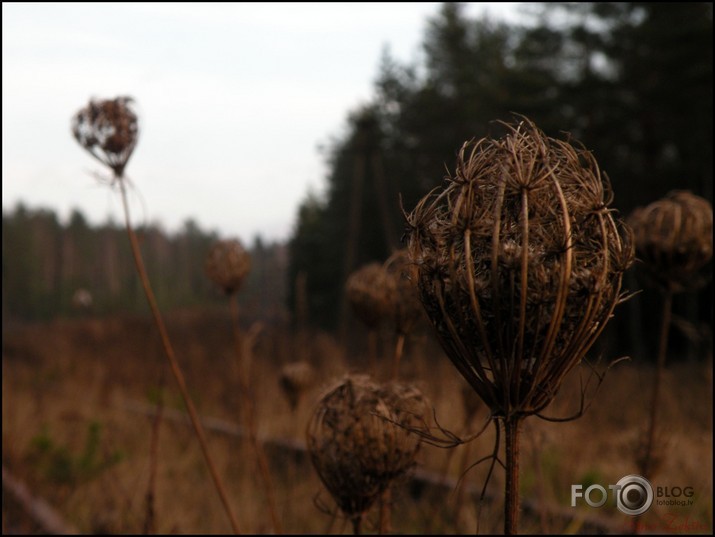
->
[2, 312, 712, 534]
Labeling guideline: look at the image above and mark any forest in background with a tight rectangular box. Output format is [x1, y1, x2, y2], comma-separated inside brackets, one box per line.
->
[3, 2, 712, 364]
[1, 204, 288, 324]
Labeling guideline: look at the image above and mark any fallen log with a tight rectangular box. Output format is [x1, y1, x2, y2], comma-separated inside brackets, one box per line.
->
[2, 464, 80, 535]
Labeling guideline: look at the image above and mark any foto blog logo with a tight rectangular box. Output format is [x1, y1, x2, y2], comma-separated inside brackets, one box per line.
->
[571, 474, 654, 516]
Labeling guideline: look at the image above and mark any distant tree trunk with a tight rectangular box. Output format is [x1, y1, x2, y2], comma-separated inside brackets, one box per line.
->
[370, 152, 398, 253]
[339, 136, 366, 344]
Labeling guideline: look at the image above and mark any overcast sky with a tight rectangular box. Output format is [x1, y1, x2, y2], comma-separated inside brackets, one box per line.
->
[3, 2, 522, 244]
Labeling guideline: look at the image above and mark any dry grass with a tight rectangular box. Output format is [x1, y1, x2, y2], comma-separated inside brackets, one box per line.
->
[2, 311, 712, 534]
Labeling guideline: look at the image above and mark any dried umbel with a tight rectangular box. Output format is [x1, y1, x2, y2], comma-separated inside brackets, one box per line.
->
[406, 118, 634, 420]
[204, 239, 251, 295]
[278, 360, 315, 411]
[306, 374, 427, 528]
[628, 190, 712, 291]
[383, 249, 424, 336]
[345, 263, 392, 329]
[71, 96, 139, 177]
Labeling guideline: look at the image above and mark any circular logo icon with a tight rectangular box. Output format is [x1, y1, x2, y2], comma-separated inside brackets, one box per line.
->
[615, 475, 653, 515]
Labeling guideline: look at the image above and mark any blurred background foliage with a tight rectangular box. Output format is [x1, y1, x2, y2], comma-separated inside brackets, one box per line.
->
[3, 2, 712, 364]
[287, 2, 712, 362]
[2, 204, 288, 324]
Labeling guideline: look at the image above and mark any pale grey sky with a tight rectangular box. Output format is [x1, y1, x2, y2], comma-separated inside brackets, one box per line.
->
[2, 2, 522, 243]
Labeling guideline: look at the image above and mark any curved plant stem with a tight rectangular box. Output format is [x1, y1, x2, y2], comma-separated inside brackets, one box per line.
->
[228, 294, 283, 534]
[641, 288, 674, 478]
[117, 178, 241, 534]
[504, 417, 522, 535]
[452, 432, 474, 521]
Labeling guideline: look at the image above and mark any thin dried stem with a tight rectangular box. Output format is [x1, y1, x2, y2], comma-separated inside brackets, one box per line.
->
[504, 417, 522, 535]
[118, 178, 241, 534]
[73, 96, 241, 533]
[229, 296, 282, 534]
[392, 334, 405, 380]
[640, 288, 673, 479]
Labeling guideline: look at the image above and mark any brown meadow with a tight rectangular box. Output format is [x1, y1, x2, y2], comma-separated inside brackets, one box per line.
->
[2, 310, 712, 534]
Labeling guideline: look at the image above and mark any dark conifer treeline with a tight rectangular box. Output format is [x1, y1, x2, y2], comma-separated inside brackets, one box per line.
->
[288, 2, 712, 360]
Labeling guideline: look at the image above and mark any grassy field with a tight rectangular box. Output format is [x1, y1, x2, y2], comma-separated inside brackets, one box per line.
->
[2, 309, 712, 534]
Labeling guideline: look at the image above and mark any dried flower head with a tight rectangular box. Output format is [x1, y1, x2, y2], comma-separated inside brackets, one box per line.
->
[345, 263, 392, 329]
[628, 190, 712, 292]
[306, 374, 427, 523]
[406, 118, 634, 419]
[205, 239, 251, 295]
[71, 96, 139, 177]
[279, 361, 315, 411]
[384, 249, 425, 335]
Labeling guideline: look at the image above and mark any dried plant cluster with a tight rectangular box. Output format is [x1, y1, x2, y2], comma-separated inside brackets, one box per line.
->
[406, 118, 634, 420]
[383, 249, 424, 336]
[204, 239, 252, 295]
[306, 374, 428, 526]
[628, 190, 713, 291]
[71, 96, 139, 177]
[345, 263, 393, 329]
[278, 361, 315, 411]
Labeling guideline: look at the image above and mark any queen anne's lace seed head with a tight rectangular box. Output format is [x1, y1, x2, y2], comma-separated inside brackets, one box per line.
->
[205, 239, 251, 295]
[306, 374, 428, 521]
[71, 96, 139, 177]
[628, 190, 712, 292]
[345, 263, 392, 329]
[406, 117, 634, 419]
[278, 361, 315, 411]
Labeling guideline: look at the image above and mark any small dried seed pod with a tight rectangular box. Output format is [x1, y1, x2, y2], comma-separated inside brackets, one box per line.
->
[384, 249, 425, 336]
[345, 263, 392, 329]
[306, 374, 427, 523]
[205, 239, 251, 295]
[71, 96, 139, 177]
[278, 360, 315, 411]
[628, 190, 713, 291]
[406, 117, 634, 419]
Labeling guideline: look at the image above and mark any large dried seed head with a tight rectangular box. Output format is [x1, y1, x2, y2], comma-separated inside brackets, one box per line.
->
[306, 374, 428, 519]
[628, 191, 712, 291]
[384, 249, 425, 335]
[71, 96, 139, 177]
[279, 360, 315, 411]
[345, 263, 392, 329]
[204, 239, 251, 295]
[406, 118, 634, 419]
